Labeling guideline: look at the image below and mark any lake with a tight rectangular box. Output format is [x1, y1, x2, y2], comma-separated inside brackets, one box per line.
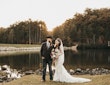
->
[0, 49, 110, 71]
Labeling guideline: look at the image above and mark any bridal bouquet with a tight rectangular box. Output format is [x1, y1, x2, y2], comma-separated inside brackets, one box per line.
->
[51, 49, 58, 66]
[51, 49, 58, 63]
[51, 49, 56, 59]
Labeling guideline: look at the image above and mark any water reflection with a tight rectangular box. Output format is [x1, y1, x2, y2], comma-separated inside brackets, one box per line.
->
[64, 49, 110, 69]
[0, 52, 40, 71]
[0, 49, 110, 71]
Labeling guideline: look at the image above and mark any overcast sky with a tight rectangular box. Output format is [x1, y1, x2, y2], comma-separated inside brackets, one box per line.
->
[0, 0, 110, 31]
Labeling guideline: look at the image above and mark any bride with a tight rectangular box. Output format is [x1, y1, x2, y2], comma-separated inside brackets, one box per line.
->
[51, 38, 91, 83]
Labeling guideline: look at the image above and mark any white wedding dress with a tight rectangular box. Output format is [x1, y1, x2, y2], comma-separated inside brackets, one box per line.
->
[53, 39, 91, 83]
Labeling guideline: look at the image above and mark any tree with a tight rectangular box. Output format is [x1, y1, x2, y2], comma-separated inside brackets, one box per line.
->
[53, 8, 110, 46]
[0, 19, 48, 44]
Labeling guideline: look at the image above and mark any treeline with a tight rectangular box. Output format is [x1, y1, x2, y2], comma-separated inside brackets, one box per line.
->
[0, 8, 110, 46]
[53, 8, 110, 46]
[0, 19, 48, 44]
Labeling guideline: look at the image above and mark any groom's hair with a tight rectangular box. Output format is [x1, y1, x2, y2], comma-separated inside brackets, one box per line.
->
[46, 36, 53, 39]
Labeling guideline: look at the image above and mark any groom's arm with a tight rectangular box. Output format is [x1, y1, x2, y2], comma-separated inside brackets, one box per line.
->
[50, 44, 55, 49]
[40, 43, 45, 59]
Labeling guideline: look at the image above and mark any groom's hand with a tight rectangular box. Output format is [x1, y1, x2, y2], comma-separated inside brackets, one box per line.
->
[42, 57, 45, 59]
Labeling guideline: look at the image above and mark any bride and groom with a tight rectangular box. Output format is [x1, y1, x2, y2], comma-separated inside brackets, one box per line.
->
[40, 36, 91, 83]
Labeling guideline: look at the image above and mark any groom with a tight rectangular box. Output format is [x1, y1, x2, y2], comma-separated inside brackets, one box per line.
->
[40, 36, 53, 82]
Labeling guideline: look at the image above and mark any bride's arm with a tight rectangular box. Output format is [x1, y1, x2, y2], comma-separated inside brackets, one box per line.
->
[57, 49, 64, 56]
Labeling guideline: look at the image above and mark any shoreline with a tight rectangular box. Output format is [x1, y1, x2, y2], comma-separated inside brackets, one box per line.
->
[0, 44, 78, 52]
[0, 47, 41, 51]
[0, 64, 110, 84]
[77, 44, 110, 49]
[0, 47, 41, 56]
[0, 46, 78, 57]
[1, 44, 110, 52]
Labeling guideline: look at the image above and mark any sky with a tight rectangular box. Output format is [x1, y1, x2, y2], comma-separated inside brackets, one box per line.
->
[0, 0, 110, 31]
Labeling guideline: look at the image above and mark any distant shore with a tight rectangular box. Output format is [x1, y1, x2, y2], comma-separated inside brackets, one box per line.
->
[0, 44, 41, 51]
[77, 44, 110, 49]
[0, 44, 78, 51]
[0, 47, 41, 51]
[0, 44, 78, 57]
[0, 44, 110, 52]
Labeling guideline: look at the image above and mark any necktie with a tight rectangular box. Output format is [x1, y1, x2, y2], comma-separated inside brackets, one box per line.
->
[47, 42, 50, 49]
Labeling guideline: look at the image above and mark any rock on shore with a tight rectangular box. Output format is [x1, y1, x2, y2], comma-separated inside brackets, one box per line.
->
[69, 68, 110, 75]
[1, 64, 110, 83]
[0, 65, 24, 83]
[35, 67, 110, 75]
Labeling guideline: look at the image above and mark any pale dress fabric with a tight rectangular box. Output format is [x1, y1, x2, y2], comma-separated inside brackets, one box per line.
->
[53, 46, 91, 83]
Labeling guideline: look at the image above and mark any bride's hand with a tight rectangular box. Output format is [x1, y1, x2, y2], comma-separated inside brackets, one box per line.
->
[54, 44, 57, 47]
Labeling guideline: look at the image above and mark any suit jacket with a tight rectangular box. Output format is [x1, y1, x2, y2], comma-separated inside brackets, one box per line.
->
[40, 42, 54, 60]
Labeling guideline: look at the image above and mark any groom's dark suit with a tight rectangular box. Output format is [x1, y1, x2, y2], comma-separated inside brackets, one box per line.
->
[40, 41, 53, 81]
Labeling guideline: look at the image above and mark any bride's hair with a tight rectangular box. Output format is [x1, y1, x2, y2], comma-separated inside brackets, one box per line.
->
[56, 38, 62, 49]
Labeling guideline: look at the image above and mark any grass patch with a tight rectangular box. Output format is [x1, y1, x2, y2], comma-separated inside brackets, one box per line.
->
[3, 74, 110, 85]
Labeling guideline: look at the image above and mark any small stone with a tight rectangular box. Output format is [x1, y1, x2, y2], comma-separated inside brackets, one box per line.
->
[1, 76, 7, 81]
[2, 65, 9, 70]
[6, 78, 13, 82]
[35, 69, 42, 75]
[69, 69, 75, 75]
[0, 78, 3, 83]
[76, 68, 82, 72]
[84, 68, 90, 74]
[25, 70, 34, 75]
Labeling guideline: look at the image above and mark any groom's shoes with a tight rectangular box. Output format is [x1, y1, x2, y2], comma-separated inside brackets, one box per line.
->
[50, 80, 53, 82]
[50, 79, 53, 81]
[50, 78, 53, 82]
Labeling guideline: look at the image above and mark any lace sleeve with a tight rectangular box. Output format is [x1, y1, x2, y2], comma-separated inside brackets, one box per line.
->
[57, 49, 63, 56]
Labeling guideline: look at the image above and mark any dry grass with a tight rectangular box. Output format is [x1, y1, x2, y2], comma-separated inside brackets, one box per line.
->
[1, 74, 110, 85]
